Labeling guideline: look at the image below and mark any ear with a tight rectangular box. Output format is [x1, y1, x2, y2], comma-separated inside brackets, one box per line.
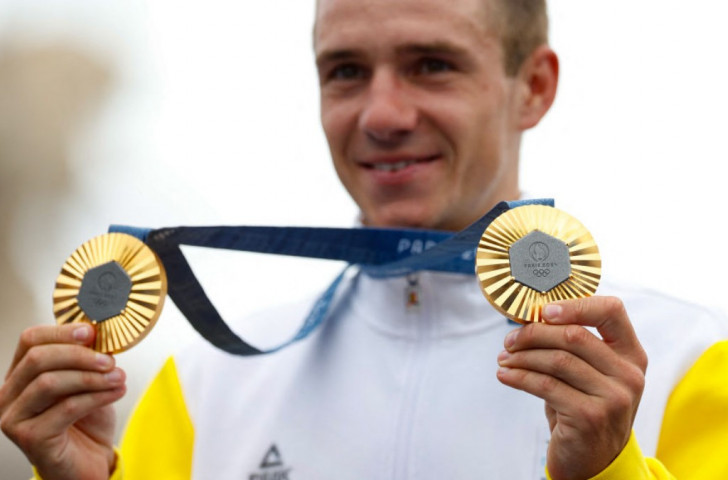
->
[515, 45, 559, 130]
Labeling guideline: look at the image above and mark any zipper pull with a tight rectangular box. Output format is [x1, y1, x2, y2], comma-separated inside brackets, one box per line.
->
[405, 273, 421, 312]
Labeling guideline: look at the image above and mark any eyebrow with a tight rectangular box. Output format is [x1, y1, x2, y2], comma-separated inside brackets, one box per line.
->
[316, 41, 470, 68]
[396, 42, 469, 57]
[315, 49, 361, 69]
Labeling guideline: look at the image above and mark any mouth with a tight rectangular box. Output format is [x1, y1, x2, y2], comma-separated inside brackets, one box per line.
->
[361, 154, 440, 173]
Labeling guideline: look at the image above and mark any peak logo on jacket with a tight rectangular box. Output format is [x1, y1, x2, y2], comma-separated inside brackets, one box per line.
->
[250, 444, 292, 480]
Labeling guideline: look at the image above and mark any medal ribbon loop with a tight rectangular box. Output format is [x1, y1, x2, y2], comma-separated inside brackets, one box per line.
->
[110, 198, 553, 355]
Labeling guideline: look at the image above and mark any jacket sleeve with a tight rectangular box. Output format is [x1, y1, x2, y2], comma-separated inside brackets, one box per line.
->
[117, 356, 194, 479]
[545, 431, 675, 480]
[546, 340, 728, 480]
[656, 340, 728, 478]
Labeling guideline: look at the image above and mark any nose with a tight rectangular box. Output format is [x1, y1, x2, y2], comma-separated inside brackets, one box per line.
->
[358, 70, 418, 146]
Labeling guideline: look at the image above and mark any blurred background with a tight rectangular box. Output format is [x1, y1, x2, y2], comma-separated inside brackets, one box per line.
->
[1, 1, 727, 476]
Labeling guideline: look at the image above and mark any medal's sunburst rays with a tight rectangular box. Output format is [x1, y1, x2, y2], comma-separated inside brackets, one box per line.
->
[476, 205, 601, 324]
[53, 233, 167, 354]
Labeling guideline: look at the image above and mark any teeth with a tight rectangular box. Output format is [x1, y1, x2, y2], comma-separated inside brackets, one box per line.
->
[373, 160, 415, 172]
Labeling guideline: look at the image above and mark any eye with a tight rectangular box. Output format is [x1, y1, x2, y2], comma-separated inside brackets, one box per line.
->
[328, 63, 366, 81]
[415, 58, 454, 75]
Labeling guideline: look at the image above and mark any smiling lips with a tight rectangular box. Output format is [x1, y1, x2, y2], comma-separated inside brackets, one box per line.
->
[361, 154, 440, 173]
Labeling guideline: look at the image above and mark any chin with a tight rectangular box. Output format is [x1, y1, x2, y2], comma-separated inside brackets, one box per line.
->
[363, 207, 442, 230]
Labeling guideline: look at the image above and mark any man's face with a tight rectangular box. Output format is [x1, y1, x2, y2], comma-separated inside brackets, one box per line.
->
[315, 0, 523, 231]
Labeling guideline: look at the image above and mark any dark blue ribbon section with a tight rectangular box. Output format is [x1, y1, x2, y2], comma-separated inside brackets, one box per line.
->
[110, 198, 553, 355]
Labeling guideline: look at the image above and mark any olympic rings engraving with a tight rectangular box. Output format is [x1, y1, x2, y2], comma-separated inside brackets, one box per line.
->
[532, 268, 551, 277]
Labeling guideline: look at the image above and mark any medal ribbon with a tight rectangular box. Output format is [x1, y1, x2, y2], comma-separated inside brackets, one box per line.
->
[110, 198, 553, 355]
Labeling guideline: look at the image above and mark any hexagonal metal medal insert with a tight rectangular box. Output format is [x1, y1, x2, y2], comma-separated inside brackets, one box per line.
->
[78, 261, 132, 322]
[509, 230, 571, 293]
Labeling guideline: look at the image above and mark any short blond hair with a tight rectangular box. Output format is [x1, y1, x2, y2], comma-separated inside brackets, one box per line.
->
[489, 0, 549, 76]
[313, 0, 548, 77]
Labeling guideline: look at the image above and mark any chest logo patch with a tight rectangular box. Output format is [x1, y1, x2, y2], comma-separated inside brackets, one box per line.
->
[250, 444, 291, 480]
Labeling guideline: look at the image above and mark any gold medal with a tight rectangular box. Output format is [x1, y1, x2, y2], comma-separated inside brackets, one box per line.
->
[52, 233, 167, 353]
[476, 205, 601, 323]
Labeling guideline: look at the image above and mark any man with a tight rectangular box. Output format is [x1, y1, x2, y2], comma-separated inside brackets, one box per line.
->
[1, 0, 727, 478]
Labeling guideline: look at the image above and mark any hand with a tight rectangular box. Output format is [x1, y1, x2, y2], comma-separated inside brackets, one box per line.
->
[0, 323, 126, 480]
[496, 296, 648, 480]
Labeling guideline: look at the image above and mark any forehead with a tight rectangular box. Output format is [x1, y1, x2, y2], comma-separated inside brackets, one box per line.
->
[314, 0, 496, 54]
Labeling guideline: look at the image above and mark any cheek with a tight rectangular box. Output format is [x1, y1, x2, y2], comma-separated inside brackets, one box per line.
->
[320, 106, 356, 190]
[423, 95, 488, 151]
[448, 99, 505, 163]
[437, 112, 505, 196]
[321, 101, 355, 155]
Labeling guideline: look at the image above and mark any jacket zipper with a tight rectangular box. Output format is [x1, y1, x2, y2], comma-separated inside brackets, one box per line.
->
[392, 273, 432, 479]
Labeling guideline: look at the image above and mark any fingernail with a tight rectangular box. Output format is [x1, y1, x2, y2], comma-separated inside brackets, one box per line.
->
[105, 369, 123, 384]
[543, 304, 563, 321]
[497, 366, 511, 376]
[96, 353, 113, 368]
[505, 329, 519, 349]
[497, 350, 511, 365]
[73, 325, 91, 341]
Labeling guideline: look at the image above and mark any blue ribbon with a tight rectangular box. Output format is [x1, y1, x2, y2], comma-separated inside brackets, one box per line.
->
[110, 198, 553, 355]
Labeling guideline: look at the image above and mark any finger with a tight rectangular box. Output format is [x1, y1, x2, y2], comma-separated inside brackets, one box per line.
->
[542, 296, 647, 367]
[7, 324, 96, 380]
[4, 387, 125, 451]
[35, 387, 126, 437]
[2, 344, 114, 412]
[496, 365, 587, 412]
[10, 368, 126, 422]
[497, 347, 620, 396]
[504, 323, 631, 378]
